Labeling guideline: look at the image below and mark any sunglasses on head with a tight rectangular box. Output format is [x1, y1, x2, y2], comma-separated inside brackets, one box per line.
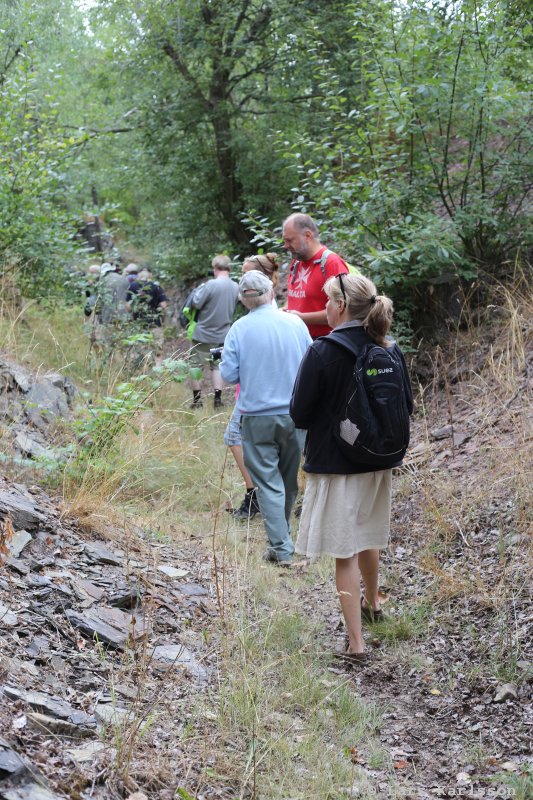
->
[337, 272, 347, 302]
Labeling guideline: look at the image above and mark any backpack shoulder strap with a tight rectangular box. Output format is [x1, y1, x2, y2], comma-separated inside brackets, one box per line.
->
[289, 259, 300, 280]
[324, 331, 369, 360]
[319, 249, 333, 277]
[290, 248, 334, 281]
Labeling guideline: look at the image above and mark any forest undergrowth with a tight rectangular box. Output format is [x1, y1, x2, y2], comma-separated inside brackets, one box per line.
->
[0, 275, 531, 800]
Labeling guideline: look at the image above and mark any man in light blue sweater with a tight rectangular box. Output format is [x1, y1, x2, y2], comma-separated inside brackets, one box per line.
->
[220, 270, 312, 564]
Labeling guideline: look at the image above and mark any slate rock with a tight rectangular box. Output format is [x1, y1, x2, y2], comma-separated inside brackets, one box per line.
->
[0, 737, 30, 780]
[23, 636, 50, 659]
[24, 381, 69, 424]
[94, 703, 130, 726]
[44, 372, 75, 405]
[14, 433, 55, 461]
[107, 579, 141, 609]
[25, 574, 51, 588]
[430, 425, 453, 440]
[74, 579, 105, 603]
[0, 490, 46, 531]
[66, 741, 106, 764]
[4, 558, 29, 576]
[0, 786, 63, 800]
[173, 582, 209, 598]
[26, 712, 95, 739]
[65, 606, 147, 649]
[3, 687, 95, 727]
[6, 530, 32, 559]
[0, 604, 18, 627]
[151, 644, 207, 680]
[29, 557, 56, 573]
[0, 396, 24, 424]
[84, 542, 123, 566]
[0, 363, 31, 393]
[493, 683, 518, 703]
[157, 565, 189, 579]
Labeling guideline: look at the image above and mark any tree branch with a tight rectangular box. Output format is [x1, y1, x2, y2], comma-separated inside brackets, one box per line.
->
[0, 44, 22, 86]
[162, 41, 211, 112]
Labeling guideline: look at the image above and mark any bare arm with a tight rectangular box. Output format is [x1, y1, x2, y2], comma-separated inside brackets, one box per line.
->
[284, 308, 328, 326]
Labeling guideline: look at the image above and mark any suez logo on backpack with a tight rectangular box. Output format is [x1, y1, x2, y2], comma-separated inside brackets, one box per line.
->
[323, 333, 413, 468]
[366, 367, 393, 376]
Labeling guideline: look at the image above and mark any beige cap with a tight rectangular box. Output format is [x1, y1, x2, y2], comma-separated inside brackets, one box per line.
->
[238, 270, 272, 296]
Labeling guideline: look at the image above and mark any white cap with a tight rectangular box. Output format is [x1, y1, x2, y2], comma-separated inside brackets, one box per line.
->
[100, 262, 115, 276]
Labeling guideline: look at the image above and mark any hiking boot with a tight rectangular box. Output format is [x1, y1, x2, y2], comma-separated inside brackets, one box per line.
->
[190, 391, 202, 409]
[214, 396, 224, 409]
[262, 548, 292, 566]
[232, 489, 260, 520]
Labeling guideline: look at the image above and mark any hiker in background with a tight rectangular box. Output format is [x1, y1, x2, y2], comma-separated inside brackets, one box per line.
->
[96, 262, 130, 324]
[123, 263, 140, 284]
[127, 269, 168, 329]
[290, 273, 413, 660]
[89, 262, 129, 345]
[83, 264, 101, 318]
[188, 255, 239, 409]
[225, 253, 280, 519]
[282, 213, 348, 339]
[220, 270, 312, 565]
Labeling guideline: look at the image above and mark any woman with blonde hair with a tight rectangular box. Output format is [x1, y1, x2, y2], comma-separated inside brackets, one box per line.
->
[290, 273, 413, 660]
[225, 253, 281, 518]
[242, 253, 280, 288]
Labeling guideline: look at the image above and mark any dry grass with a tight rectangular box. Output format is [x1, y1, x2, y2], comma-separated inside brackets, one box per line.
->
[0, 268, 531, 797]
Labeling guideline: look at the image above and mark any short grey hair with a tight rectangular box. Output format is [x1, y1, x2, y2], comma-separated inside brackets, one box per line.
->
[212, 254, 232, 271]
[239, 290, 272, 310]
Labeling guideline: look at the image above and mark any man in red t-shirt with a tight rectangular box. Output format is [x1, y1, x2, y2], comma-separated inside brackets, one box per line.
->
[282, 213, 349, 338]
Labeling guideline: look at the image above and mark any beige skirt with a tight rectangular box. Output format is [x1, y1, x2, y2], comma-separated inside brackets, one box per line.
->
[295, 471, 392, 559]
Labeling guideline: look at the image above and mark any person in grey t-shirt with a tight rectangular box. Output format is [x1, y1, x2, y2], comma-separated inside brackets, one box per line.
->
[188, 255, 239, 409]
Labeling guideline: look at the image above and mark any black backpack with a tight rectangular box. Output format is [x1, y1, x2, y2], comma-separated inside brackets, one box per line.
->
[326, 333, 412, 468]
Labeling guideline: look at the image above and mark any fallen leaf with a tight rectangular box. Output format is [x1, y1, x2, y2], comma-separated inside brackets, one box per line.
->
[430, 689, 441, 695]
[12, 714, 27, 730]
[394, 760, 408, 770]
[0, 515, 15, 559]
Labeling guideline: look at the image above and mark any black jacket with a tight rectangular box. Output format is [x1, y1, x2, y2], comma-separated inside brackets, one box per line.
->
[290, 324, 413, 474]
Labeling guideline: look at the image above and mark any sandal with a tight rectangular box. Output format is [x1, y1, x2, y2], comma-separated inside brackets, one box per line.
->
[360, 596, 384, 623]
[333, 649, 370, 663]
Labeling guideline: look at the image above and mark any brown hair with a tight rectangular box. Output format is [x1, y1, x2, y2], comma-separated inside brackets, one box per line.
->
[243, 253, 280, 286]
[324, 273, 394, 347]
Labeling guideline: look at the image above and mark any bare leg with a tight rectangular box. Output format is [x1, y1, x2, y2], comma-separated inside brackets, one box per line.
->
[229, 444, 255, 490]
[190, 378, 202, 391]
[336, 555, 365, 654]
[358, 549, 381, 611]
[212, 367, 224, 391]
